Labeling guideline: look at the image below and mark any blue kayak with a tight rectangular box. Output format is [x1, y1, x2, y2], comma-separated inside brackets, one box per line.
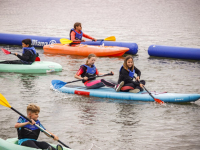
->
[52, 84, 200, 103]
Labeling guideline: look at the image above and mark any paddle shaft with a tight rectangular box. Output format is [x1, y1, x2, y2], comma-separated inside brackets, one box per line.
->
[142, 86, 155, 99]
[67, 73, 113, 84]
[10, 107, 70, 149]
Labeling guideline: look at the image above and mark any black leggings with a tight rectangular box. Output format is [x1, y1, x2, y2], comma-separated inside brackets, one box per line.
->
[84, 79, 116, 89]
[0, 60, 23, 64]
[21, 140, 56, 150]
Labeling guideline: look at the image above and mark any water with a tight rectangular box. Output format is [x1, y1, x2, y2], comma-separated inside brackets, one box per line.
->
[0, 0, 200, 149]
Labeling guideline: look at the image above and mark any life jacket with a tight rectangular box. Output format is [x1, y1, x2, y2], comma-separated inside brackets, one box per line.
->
[120, 66, 135, 79]
[17, 116, 41, 140]
[70, 28, 83, 40]
[21, 47, 38, 64]
[81, 64, 97, 82]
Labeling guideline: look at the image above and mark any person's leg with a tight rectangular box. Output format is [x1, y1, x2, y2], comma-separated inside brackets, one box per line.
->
[35, 141, 56, 150]
[85, 80, 105, 89]
[120, 83, 135, 92]
[0, 60, 23, 64]
[101, 79, 116, 88]
[101, 79, 124, 92]
[120, 83, 139, 93]
[21, 140, 40, 149]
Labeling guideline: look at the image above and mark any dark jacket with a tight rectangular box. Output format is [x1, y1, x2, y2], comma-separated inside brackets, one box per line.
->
[118, 66, 141, 86]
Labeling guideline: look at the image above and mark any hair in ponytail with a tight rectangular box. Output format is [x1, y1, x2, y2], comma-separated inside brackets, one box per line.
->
[123, 55, 134, 71]
[86, 53, 96, 65]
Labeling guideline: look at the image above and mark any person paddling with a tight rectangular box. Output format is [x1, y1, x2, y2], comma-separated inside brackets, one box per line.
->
[69, 22, 97, 46]
[15, 104, 63, 150]
[74, 53, 124, 91]
[118, 55, 145, 93]
[0, 39, 38, 64]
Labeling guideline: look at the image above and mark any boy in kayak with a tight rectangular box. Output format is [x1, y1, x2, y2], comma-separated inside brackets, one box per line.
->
[74, 53, 124, 91]
[69, 22, 97, 46]
[0, 39, 38, 64]
[15, 104, 63, 150]
[118, 55, 145, 93]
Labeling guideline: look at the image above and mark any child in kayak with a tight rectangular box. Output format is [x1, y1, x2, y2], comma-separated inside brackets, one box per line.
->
[0, 39, 38, 64]
[74, 53, 124, 91]
[15, 104, 63, 150]
[69, 22, 97, 46]
[118, 55, 145, 93]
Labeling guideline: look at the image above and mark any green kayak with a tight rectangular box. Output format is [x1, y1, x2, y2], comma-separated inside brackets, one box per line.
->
[0, 138, 71, 150]
[0, 61, 62, 73]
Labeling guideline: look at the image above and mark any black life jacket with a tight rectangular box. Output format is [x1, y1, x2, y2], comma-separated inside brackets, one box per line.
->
[17, 116, 41, 140]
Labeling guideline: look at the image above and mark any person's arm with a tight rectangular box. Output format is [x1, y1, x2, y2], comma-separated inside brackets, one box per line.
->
[97, 70, 114, 76]
[134, 66, 141, 81]
[44, 130, 59, 141]
[15, 119, 35, 128]
[15, 50, 32, 61]
[70, 31, 77, 41]
[74, 66, 88, 80]
[82, 33, 96, 41]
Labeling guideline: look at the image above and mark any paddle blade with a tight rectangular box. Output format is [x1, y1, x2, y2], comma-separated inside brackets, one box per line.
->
[60, 38, 73, 44]
[51, 80, 67, 89]
[104, 36, 116, 41]
[0, 93, 11, 108]
[1, 48, 11, 55]
[154, 98, 164, 104]
[35, 57, 40, 61]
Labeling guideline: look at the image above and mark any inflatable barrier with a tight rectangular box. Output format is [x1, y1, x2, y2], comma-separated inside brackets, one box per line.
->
[0, 33, 61, 47]
[0, 33, 138, 55]
[148, 45, 200, 60]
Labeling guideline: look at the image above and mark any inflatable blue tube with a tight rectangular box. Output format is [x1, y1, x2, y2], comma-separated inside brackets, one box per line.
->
[148, 45, 200, 60]
[0, 33, 61, 47]
[82, 41, 138, 55]
[0, 33, 138, 55]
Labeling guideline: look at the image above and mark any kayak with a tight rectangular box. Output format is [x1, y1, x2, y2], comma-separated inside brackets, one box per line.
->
[53, 84, 200, 103]
[0, 138, 71, 150]
[0, 61, 62, 73]
[43, 43, 129, 57]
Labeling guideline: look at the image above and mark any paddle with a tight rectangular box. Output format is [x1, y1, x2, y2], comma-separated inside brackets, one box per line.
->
[0, 93, 71, 149]
[52, 73, 113, 89]
[60, 36, 116, 44]
[143, 86, 164, 104]
[133, 77, 164, 104]
[1, 48, 40, 61]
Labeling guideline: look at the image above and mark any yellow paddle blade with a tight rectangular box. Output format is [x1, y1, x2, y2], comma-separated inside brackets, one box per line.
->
[104, 36, 116, 41]
[60, 38, 73, 44]
[0, 93, 11, 108]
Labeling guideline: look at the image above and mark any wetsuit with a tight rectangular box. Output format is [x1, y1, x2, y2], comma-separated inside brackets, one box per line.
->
[17, 116, 56, 150]
[76, 65, 116, 89]
[118, 66, 145, 92]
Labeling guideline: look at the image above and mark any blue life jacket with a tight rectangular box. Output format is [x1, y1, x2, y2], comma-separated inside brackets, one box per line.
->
[81, 64, 97, 82]
[120, 66, 135, 78]
[70, 28, 83, 40]
[21, 47, 37, 64]
[17, 116, 42, 140]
